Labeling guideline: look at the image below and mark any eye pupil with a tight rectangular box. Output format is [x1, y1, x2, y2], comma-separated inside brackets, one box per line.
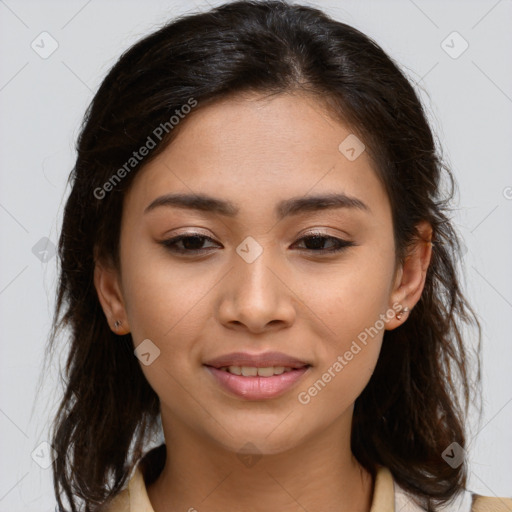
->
[182, 235, 205, 250]
[304, 235, 326, 250]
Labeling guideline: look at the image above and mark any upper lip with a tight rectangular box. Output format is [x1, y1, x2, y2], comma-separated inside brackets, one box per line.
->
[204, 351, 311, 369]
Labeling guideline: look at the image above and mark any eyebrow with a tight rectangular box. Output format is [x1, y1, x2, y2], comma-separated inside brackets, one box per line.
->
[143, 192, 371, 219]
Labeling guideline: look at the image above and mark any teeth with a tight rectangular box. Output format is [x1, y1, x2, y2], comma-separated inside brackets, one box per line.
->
[241, 366, 258, 377]
[219, 366, 295, 376]
[228, 365, 242, 375]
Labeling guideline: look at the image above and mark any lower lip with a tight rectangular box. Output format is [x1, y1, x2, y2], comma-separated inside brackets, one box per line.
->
[205, 366, 310, 400]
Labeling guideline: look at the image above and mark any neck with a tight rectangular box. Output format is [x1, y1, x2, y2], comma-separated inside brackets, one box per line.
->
[147, 408, 374, 512]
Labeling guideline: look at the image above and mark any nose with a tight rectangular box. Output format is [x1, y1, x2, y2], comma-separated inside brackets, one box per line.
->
[216, 247, 296, 334]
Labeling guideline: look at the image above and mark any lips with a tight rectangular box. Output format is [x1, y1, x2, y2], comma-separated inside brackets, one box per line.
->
[205, 365, 310, 400]
[203, 351, 311, 369]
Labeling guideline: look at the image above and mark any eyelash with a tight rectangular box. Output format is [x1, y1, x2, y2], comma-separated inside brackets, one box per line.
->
[159, 232, 356, 256]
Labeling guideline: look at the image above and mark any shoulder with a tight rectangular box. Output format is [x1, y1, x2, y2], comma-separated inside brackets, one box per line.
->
[471, 494, 512, 512]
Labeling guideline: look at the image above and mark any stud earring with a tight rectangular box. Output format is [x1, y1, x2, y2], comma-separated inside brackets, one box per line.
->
[114, 320, 121, 330]
[396, 306, 409, 321]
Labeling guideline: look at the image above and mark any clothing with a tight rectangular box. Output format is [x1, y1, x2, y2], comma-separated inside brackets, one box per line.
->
[103, 461, 512, 512]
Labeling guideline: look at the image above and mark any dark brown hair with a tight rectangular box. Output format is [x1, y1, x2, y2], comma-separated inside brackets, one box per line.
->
[44, 1, 483, 510]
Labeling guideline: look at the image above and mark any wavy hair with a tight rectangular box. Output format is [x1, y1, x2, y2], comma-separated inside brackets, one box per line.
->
[44, 1, 482, 510]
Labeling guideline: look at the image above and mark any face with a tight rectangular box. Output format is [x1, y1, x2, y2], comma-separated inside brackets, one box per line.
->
[95, 91, 426, 456]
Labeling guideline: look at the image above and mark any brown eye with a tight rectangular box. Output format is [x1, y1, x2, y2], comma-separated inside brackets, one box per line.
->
[160, 234, 220, 254]
[292, 234, 356, 254]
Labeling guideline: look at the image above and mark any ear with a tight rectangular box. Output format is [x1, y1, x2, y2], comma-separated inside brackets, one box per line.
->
[386, 220, 433, 330]
[93, 256, 130, 335]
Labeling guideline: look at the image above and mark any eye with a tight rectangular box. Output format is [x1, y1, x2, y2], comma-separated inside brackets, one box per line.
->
[159, 233, 220, 254]
[159, 232, 355, 256]
[292, 233, 356, 254]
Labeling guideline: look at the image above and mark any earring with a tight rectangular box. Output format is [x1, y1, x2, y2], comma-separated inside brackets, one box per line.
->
[114, 320, 121, 330]
[396, 306, 409, 321]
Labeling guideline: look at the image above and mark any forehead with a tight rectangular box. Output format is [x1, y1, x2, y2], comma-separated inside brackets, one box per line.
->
[124, 91, 390, 224]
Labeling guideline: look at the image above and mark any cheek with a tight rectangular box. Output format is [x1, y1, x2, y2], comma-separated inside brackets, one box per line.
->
[120, 251, 230, 398]
[120, 237, 209, 341]
[296, 268, 388, 414]
[310, 291, 385, 397]
[297, 248, 393, 392]
[305, 254, 393, 336]
[295, 341, 381, 428]
[120, 253, 212, 396]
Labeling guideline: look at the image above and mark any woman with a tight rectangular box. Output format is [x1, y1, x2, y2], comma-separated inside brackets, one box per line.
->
[46, 1, 511, 511]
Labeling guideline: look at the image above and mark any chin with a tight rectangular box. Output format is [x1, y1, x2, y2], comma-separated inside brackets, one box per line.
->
[206, 420, 308, 457]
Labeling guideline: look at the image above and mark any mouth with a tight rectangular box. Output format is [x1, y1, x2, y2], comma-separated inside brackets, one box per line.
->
[203, 351, 312, 400]
[204, 365, 311, 400]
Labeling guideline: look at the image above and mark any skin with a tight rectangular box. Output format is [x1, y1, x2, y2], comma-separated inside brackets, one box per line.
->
[94, 91, 432, 512]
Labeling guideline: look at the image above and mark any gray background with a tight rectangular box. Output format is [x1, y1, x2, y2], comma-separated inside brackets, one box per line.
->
[0, 0, 511, 510]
